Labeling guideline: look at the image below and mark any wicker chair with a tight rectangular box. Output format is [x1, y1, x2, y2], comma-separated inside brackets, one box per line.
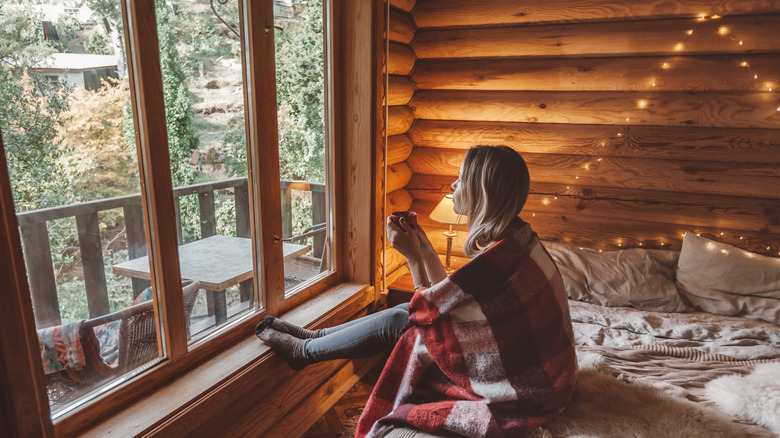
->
[81, 279, 201, 374]
[45, 280, 201, 407]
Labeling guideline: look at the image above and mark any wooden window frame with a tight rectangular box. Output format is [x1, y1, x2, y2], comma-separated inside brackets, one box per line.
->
[0, 0, 383, 435]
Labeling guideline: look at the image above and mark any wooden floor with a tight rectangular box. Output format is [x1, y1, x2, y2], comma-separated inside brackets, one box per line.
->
[300, 361, 383, 438]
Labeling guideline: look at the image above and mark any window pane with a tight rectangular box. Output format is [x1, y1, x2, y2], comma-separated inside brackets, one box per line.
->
[275, 0, 332, 296]
[0, 0, 160, 415]
[154, 0, 255, 341]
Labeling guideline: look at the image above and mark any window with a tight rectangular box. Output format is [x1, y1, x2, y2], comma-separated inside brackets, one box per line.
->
[0, 0, 337, 423]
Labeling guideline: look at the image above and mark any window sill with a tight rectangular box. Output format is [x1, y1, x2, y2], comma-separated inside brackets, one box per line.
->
[67, 282, 372, 437]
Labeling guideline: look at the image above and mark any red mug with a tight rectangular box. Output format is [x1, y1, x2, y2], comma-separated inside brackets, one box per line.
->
[390, 211, 418, 229]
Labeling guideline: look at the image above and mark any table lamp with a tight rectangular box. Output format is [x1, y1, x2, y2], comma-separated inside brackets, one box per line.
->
[429, 194, 467, 274]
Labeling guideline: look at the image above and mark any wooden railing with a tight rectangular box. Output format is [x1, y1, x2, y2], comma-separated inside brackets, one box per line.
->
[17, 177, 326, 328]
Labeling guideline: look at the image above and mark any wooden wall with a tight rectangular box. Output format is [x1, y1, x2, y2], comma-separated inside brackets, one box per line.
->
[387, 0, 780, 266]
[385, 0, 417, 281]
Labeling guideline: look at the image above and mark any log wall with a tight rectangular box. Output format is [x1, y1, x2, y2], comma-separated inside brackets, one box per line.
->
[389, 0, 780, 259]
[385, 1, 417, 278]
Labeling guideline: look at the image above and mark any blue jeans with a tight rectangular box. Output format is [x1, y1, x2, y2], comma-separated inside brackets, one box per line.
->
[301, 303, 409, 362]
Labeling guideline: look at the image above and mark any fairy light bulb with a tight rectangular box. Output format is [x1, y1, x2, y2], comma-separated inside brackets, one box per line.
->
[738, 40, 743, 45]
[718, 26, 728, 35]
[674, 43, 684, 51]
[637, 99, 648, 109]
[662, 62, 670, 69]
[740, 61, 749, 67]
[687, 29, 694, 35]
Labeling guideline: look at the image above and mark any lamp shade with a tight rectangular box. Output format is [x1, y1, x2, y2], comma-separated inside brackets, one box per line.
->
[429, 194, 467, 225]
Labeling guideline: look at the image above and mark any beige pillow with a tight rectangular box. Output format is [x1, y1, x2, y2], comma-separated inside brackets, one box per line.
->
[543, 241, 685, 312]
[675, 232, 780, 324]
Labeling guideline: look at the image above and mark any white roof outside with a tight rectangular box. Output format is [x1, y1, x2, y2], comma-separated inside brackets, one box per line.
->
[33, 53, 118, 72]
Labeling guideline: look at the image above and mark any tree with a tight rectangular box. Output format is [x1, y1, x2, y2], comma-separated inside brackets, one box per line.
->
[274, 0, 325, 183]
[0, 3, 57, 69]
[56, 78, 138, 202]
[0, 66, 70, 212]
[84, 0, 127, 77]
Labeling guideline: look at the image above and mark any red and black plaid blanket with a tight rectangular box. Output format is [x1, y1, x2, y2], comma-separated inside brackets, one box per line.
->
[357, 222, 577, 437]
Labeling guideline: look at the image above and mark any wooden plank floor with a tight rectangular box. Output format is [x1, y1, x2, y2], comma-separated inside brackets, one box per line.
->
[300, 360, 383, 438]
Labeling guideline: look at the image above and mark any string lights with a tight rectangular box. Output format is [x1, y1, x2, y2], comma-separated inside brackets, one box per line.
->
[527, 13, 778, 256]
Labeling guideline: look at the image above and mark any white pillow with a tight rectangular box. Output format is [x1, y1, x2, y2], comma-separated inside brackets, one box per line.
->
[543, 241, 685, 312]
[675, 232, 780, 324]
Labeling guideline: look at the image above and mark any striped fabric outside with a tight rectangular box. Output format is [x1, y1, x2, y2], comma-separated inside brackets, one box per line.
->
[357, 221, 577, 438]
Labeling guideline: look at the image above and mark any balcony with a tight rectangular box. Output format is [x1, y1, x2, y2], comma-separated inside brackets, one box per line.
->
[19, 177, 327, 410]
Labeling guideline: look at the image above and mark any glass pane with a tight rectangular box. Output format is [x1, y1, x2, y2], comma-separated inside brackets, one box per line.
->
[154, 0, 254, 341]
[0, 0, 160, 415]
[275, 0, 332, 296]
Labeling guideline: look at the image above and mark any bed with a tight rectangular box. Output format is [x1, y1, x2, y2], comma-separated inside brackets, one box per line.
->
[534, 232, 780, 437]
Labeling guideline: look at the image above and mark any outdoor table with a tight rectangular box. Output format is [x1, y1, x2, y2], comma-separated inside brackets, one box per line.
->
[113, 235, 309, 325]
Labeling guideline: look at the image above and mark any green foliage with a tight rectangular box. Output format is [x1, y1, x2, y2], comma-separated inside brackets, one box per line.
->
[85, 30, 112, 55]
[0, 3, 57, 69]
[53, 14, 82, 53]
[56, 78, 139, 202]
[0, 66, 71, 212]
[275, 0, 325, 183]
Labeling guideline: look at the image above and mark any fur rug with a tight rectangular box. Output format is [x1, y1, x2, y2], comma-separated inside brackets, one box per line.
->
[339, 352, 773, 438]
[705, 362, 780, 436]
[530, 352, 772, 438]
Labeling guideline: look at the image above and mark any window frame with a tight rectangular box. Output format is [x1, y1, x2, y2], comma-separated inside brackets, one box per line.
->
[0, 0, 383, 435]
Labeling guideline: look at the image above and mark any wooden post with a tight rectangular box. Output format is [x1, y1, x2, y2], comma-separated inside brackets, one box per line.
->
[312, 186, 326, 258]
[76, 212, 110, 318]
[19, 222, 60, 328]
[235, 181, 253, 302]
[124, 202, 151, 297]
[281, 181, 293, 238]
[198, 190, 216, 238]
[235, 179, 250, 238]
[174, 196, 183, 245]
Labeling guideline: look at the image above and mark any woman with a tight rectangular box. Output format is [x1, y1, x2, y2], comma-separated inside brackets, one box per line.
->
[257, 145, 577, 437]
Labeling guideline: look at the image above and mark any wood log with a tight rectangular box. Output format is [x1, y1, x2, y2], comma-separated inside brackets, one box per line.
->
[388, 42, 416, 75]
[412, 200, 780, 257]
[408, 120, 780, 164]
[387, 105, 414, 136]
[524, 182, 780, 234]
[411, 54, 780, 92]
[384, 247, 408, 275]
[388, 75, 415, 106]
[407, 147, 780, 199]
[386, 188, 414, 212]
[407, 175, 780, 234]
[412, 0, 780, 28]
[523, 210, 780, 256]
[387, 134, 414, 165]
[406, 173, 454, 201]
[390, 0, 416, 13]
[412, 15, 780, 59]
[390, 8, 415, 44]
[409, 90, 780, 129]
[387, 161, 413, 193]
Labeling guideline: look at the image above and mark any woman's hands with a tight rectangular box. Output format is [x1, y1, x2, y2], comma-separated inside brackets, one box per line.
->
[386, 216, 422, 260]
[387, 216, 448, 287]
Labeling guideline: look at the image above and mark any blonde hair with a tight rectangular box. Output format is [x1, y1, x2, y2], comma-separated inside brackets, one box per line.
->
[460, 145, 530, 257]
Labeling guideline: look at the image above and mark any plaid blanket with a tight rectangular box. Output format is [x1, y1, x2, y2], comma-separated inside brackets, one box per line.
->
[357, 222, 577, 437]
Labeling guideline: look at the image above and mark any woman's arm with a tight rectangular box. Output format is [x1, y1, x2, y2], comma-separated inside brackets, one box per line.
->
[414, 225, 448, 285]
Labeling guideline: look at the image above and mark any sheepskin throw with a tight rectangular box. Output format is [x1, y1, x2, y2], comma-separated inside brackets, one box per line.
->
[705, 362, 780, 436]
[356, 222, 577, 438]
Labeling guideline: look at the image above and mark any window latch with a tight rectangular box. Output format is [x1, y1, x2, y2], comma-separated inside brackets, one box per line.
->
[273, 232, 291, 244]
